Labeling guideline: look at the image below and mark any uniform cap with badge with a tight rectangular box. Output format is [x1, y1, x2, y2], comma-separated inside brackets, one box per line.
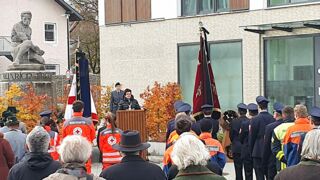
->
[273, 102, 284, 114]
[256, 96, 270, 104]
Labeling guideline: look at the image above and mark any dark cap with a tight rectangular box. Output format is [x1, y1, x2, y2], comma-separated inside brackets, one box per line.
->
[174, 100, 184, 111]
[39, 110, 52, 117]
[115, 82, 121, 87]
[273, 102, 284, 114]
[310, 106, 320, 119]
[201, 104, 214, 111]
[256, 96, 269, 104]
[237, 103, 247, 110]
[177, 103, 192, 113]
[247, 103, 258, 111]
[7, 106, 19, 114]
[5, 116, 19, 126]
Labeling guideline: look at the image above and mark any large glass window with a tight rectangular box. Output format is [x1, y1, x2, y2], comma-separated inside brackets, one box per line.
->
[265, 37, 314, 109]
[181, 0, 229, 16]
[269, 0, 320, 6]
[179, 41, 242, 111]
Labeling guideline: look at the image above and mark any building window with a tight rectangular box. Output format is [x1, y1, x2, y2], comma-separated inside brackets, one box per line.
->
[265, 37, 314, 110]
[181, 0, 229, 16]
[178, 41, 242, 111]
[45, 23, 56, 42]
[269, 0, 320, 7]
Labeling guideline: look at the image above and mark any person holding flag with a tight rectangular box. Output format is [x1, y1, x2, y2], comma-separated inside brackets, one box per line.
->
[62, 50, 98, 173]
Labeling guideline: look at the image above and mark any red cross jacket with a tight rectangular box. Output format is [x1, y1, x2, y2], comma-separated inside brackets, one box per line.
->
[44, 126, 60, 161]
[99, 124, 122, 170]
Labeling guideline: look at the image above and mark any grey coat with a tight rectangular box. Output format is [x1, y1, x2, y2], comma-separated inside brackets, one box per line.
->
[110, 90, 124, 113]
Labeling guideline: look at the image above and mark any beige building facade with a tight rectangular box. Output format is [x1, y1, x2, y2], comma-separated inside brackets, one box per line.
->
[100, 0, 320, 110]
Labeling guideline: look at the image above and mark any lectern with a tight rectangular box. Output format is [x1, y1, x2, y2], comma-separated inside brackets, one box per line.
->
[116, 110, 147, 159]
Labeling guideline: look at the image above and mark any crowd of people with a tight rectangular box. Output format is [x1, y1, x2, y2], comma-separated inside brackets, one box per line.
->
[0, 82, 320, 180]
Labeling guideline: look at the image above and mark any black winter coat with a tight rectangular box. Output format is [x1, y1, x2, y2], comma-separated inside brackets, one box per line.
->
[7, 152, 61, 180]
[100, 155, 166, 180]
[118, 98, 141, 110]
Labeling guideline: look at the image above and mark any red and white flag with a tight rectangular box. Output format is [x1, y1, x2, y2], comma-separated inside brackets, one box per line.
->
[64, 75, 98, 122]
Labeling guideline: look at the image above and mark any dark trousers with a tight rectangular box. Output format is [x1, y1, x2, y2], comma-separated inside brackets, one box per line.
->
[253, 157, 266, 180]
[243, 156, 253, 180]
[233, 153, 243, 180]
[266, 157, 277, 180]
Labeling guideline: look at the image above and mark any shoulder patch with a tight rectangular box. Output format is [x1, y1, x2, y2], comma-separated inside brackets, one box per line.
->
[207, 145, 219, 152]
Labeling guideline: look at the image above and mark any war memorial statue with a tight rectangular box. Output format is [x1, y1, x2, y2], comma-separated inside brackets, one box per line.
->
[8, 11, 45, 70]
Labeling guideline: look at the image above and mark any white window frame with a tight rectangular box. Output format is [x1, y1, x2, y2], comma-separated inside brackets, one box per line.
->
[44, 22, 57, 43]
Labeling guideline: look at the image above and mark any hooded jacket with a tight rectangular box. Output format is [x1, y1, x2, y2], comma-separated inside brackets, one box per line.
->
[7, 152, 61, 180]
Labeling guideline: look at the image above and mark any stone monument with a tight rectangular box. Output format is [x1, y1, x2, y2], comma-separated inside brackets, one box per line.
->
[0, 11, 54, 98]
[8, 11, 45, 71]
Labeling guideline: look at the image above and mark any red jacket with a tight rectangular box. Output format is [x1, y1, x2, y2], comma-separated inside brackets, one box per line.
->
[62, 112, 96, 142]
[0, 133, 15, 180]
[99, 124, 122, 170]
[44, 126, 60, 161]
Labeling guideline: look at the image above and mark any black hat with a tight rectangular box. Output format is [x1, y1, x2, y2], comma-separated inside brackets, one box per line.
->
[115, 82, 121, 87]
[201, 104, 214, 111]
[177, 103, 192, 113]
[7, 106, 19, 114]
[113, 130, 150, 152]
[2, 111, 13, 118]
[237, 103, 247, 110]
[6, 116, 19, 126]
[273, 102, 284, 114]
[310, 107, 320, 120]
[256, 96, 269, 104]
[39, 110, 52, 117]
[247, 103, 258, 111]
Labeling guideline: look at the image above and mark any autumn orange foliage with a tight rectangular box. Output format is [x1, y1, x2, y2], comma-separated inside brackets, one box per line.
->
[140, 82, 182, 141]
[0, 84, 49, 132]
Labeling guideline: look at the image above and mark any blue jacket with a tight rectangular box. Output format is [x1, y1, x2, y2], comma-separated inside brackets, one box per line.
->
[250, 111, 275, 158]
[262, 119, 283, 168]
[230, 116, 247, 154]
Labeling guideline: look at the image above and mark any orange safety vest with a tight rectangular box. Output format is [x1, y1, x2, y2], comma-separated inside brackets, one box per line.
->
[44, 126, 60, 161]
[99, 125, 122, 170]
[167, 130, 198, 148]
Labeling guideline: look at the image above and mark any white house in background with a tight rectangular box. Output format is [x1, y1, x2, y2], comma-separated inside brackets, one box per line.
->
[0, 0, 82, 74]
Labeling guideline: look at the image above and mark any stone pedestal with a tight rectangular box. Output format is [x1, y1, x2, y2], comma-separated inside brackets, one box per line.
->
[7, 64, 45, 71]
[0, 70, 55, 97]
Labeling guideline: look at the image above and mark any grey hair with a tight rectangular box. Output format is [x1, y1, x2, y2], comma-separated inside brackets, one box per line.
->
[26, 126, 50, 153]
[58, 135, 92, 164]
[171, 133, 210, 170]
[21, 11, 32, 18]
[301, 130, 320, 160]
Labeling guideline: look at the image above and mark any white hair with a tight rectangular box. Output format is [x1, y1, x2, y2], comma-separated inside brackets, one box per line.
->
[58, 135, 92, 164]
[301, 129, 320, 160]
[171, 133, 210, 170]
[26, 126, 50, 153]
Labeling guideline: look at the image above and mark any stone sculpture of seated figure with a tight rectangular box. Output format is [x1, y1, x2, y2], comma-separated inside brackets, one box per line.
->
[11, 11, 45, 66]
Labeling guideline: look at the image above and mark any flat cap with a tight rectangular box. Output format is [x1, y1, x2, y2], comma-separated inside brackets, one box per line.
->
[177, 103, 192, 113]
[39, 110, 52, 117]
[273, 102, 284, 114]
[174, 100, 184, 111]
[256, 96, 269, 104]
[310, 106, 320, 119]
[201, 104, 214, 111]
[237, 103, 247, 110]
[247, 103, 258, 111]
